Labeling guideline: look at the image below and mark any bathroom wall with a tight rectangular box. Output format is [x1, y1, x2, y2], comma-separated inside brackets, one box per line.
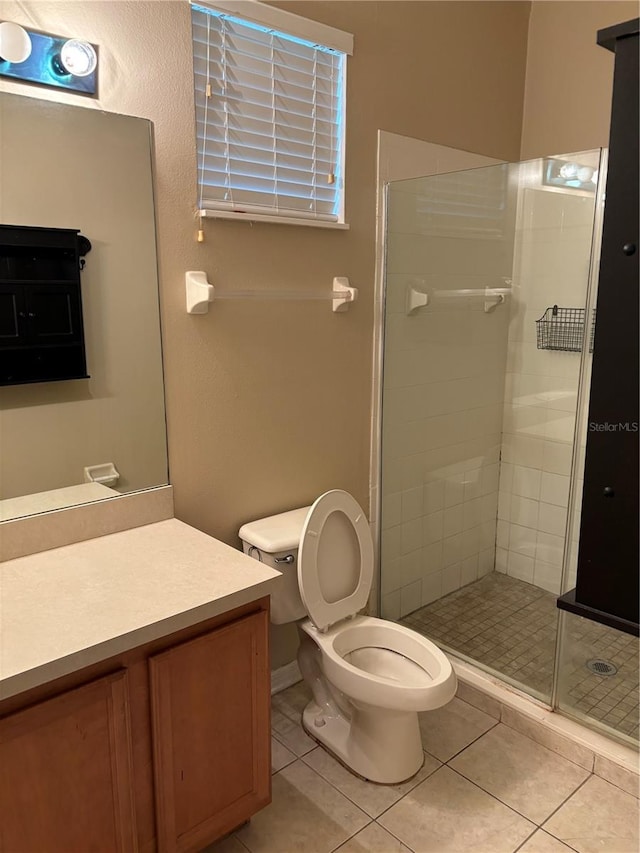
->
[521, 0, 639, 159]
[381, 162, 516, 619]
[0, 0, 626, 668]
[0, 1, 532, 558]
[496, 157, 600, 594]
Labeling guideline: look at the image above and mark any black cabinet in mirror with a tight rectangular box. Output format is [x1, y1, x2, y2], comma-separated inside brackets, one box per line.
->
[0, 93, 168, 521]
[0, 224, 91, 386]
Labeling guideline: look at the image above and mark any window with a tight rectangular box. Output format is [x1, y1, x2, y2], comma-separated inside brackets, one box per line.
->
[191, 1, 352, 227]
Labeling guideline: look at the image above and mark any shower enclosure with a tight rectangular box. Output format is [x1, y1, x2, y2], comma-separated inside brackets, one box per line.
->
[378, 151, 638, 746]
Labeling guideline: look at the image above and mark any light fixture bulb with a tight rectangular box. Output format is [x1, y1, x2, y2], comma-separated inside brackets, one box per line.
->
[577, 165, 594, 183]
[0, 21, 32, 63]
[59, 39, 96, 76]
[559, 162, 579, 180]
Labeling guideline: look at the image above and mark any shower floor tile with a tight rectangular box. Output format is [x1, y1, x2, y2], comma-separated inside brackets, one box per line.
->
[401, 572, 639, 742]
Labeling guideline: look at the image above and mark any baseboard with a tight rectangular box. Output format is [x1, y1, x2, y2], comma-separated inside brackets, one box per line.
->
[271, 660, 302, 695]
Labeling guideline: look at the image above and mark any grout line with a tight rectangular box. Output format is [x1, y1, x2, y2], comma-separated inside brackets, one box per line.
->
[445, 752, 593, 834]
[270, 726, 315, 759]
[445, 764, 544, 826]
[230, 833, 252, 852]
[511, 824, 540, 853]
[327, 818, 374, 853]
[435, 717, 501, 764]
[301, 743, 440, 822]
[496, 714, 596, 775]
[536, 774, 592, 853]
[373, 815, 419, 852]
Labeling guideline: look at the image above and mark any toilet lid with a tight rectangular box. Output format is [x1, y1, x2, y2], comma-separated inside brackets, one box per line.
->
[298, 490, 374, 632]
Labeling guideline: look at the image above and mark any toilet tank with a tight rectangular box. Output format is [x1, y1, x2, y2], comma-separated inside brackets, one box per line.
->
[239, 506, 310, 624]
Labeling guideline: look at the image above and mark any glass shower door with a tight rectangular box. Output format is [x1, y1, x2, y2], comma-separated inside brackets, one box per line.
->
[380, 152, 606, 710]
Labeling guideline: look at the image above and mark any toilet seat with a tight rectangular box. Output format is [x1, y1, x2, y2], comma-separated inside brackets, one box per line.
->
[298, 490, 374, 632]
[302, 615, 457, 712]
[344, 646, 433, 688]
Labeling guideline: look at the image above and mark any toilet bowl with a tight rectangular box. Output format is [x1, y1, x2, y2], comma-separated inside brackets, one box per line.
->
[239, 489, 456, 784]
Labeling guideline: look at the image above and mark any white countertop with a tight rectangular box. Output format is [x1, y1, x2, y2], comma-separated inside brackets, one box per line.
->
[0, 518, 281, 700]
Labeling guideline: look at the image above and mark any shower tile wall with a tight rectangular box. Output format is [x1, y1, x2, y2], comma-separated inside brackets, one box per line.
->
[381, 168, 514, 619]
[496, 173, 597, 595]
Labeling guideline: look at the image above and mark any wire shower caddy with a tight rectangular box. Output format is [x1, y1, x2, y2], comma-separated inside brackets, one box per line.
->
[536, 305, 596, 353]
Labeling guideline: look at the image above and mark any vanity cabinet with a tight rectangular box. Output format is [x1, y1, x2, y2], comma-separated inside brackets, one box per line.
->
[150, 612, 270, 852]
[0, 599, 271, 853]
[0, 671, 137, 853]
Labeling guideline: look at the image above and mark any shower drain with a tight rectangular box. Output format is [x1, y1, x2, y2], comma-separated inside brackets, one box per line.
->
[586, 659, 618, 677]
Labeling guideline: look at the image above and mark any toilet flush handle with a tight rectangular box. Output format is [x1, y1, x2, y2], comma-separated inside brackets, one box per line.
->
[275, 554, 295, 564]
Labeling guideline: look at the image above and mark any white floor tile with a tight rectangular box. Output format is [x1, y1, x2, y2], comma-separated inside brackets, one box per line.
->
[543, 775, 640, 853]
[334, 823, 411, 852]
[518, 830, 576, 852]
[378, 765, 535, 853]
[449, 724, 590, 824]
[237, 760, 369, 853]
[419, 697, 497, 762]
[271, 737, 296, 773]
[302, 745, 440, 818]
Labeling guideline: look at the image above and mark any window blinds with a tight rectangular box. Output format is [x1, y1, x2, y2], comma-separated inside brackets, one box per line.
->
[414, 165, 509, 238]
[192, 3, 346, 222]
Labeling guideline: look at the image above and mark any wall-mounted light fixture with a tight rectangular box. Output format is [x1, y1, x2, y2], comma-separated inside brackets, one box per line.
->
[0, 22, 97, 95]
[543, 157, 598, 192]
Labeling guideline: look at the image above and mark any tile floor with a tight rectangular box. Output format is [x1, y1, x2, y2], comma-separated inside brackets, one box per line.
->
[558, 614, 640, 742]
[401, 572, 639, 740]
[206, 681, 639, 853]
[402, 573, 556, 698]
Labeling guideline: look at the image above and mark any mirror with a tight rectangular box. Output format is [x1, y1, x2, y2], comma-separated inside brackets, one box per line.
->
[0, 93, 168, 521]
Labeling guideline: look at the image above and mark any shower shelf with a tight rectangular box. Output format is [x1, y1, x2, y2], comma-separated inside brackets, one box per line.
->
[536, 305, 596, 353]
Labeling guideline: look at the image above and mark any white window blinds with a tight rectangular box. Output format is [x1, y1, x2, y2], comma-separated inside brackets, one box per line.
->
[192, 3, 347, 223]
[414, 164, 509, 238]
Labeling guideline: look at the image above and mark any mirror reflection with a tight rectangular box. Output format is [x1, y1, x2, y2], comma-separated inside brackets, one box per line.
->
[0, 93, 168, 521]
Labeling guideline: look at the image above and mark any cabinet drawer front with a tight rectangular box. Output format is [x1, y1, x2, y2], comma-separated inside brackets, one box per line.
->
[150, 609, 270, 853]
[0, 670, 137, 853]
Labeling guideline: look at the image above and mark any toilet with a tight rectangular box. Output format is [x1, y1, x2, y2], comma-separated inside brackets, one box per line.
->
[239, 489, 456, 784]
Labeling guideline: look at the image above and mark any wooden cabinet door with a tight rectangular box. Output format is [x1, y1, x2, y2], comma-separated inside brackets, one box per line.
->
[150, 610, 270, 853]
[0, 670, 137, 853]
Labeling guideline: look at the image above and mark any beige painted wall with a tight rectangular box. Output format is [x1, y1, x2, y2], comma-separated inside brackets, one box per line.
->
[0, 1, 531, 554]
[521, 1, 638, 159]
[0, 0, 629, 670]
[0, 95, 167, 503]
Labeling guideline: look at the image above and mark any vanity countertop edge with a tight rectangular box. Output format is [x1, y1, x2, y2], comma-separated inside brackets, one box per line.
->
[0, 518, 281, 701]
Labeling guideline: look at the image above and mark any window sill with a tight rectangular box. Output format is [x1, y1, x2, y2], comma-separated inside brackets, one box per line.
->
[198, 209, 350, 230]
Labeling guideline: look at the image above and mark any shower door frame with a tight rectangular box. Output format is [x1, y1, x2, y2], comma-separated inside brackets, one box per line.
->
[372, 137, 613, 731]
[369, 132, 501, 614]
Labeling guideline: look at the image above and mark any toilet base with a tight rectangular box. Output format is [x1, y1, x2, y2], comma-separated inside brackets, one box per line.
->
[301, 699, 425, 785]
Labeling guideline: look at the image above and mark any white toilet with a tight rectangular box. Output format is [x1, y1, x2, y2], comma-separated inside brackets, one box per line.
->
[239, 489, 456, 784]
